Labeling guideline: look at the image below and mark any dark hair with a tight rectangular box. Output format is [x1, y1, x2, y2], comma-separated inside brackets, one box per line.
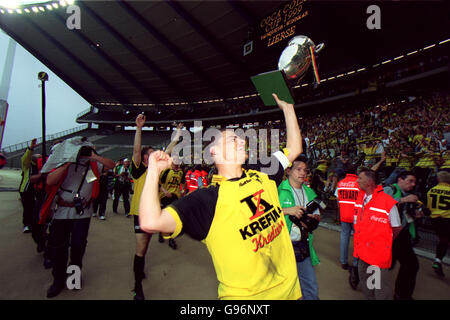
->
[346, 164, 358, 175]
[397, 171, 415, 181]
[359, 168, 378, 184]
[202, 128, 227, 152]
[141, 146, 154, 159]
[75, 145, 97, 172]
[292, 155, 308, 165]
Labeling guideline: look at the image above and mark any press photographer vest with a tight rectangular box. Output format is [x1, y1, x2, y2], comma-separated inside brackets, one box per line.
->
[38, 161, 100, 224]
[277, 179, 320, 266]
[336, 174, 360, 223]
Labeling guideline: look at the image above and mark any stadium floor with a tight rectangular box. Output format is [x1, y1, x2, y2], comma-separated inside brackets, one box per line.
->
[1, 169, 449, 300]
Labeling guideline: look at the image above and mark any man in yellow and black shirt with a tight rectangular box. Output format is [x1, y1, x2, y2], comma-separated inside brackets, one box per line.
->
[415, 144, 441, 201]
[129, 114, 182, 300]
[19, 138, 40, 233]
[139, 94, 302, 300]
[439, 150, 450, 172]
[157, 160, 185, 249]
[427, 171, 450, 277]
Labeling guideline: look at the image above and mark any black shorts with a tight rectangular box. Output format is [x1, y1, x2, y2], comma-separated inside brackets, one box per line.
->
[133, 215, 151, 234]
[133, 195, 179, 234]
[431, 217, 450, 240]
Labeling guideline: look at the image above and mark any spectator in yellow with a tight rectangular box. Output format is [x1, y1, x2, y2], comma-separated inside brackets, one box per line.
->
[427, 171, 450, 277]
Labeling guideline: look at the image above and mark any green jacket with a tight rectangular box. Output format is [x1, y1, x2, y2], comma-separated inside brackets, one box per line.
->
[385, 183, 416, 239]
[278, 179, 320, 266]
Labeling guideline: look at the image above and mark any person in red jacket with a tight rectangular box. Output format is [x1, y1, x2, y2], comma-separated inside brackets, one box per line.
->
[335, 165, 360, 271]
[200, 167, 209, 187]
[353, 168, 402, 300]
[187, 166, 202, 193]
[185, 168, 193, 193]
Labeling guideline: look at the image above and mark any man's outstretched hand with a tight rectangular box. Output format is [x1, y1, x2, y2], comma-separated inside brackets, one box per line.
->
[136, 114, 146, 128]
[30, 138, 37, 149]
[272, 93, 294, 110]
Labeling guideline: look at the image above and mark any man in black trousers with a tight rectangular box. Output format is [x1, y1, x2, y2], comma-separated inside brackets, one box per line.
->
[384, 171, 427, 300]
[113, 158, 132, 216]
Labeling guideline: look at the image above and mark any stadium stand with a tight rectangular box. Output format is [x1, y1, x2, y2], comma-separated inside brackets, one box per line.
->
[1, 129, 172, 169]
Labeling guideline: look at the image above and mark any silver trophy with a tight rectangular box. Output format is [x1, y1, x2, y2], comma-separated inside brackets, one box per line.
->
[278, 35, 324, 83]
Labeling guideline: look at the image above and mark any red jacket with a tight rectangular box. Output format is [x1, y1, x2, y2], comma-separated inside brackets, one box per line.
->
[188, 170, 202, 193]
[34, 156, 48, 192]
[185, 170, 192, 192]
[200, 170, 208, 187]
[336, 174, 360, 223]
[353, 185, 398, 269]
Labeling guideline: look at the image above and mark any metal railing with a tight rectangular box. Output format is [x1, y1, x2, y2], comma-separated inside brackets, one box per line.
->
[1, 124, 89, 154]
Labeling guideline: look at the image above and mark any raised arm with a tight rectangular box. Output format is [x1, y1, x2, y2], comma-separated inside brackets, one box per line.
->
[46, 162, 71, 186]
[139, 151, 177, 234]
[165, 123, 183, 156]
[371, 151, 386, 172]
[273, 94, 302, 162]
[89, 151, 115, 170]
[133, 114, 146, 165]
[21, 138, 37, 171]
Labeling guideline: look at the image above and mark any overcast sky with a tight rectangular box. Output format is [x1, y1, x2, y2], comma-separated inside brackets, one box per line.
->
[0, 30, 90, 148]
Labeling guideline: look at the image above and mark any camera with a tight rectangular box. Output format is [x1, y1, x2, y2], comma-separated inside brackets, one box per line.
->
[73, 193, 84, 215]
[289, 198, 326, 232]
[403, 201, 431, 218]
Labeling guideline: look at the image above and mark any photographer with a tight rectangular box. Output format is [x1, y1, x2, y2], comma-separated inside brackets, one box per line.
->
[112, 158, 132, 217]
[40, 137, 115, 298]
[383, 171, 428, 300]
[278, 155, 322, 300]
[92, 167, 111, 220]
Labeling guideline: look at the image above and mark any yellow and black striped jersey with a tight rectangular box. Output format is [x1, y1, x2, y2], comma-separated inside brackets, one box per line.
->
[130, 159, 147, 216]
[163, 152, 301, 300]
[427, 183, 450, 218]
[159, 168, 184, 199]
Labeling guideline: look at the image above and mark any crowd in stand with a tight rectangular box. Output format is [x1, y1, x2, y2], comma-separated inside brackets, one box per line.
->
[300, 91, 449, 201]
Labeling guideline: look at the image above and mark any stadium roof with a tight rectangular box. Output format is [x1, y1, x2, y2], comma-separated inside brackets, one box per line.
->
[0, 0, 448, 109]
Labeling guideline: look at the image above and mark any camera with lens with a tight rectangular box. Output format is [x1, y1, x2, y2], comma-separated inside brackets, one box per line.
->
[289, 198, 326, 232]
[73, 193, 84, 215]
[403, 200, 431, 218]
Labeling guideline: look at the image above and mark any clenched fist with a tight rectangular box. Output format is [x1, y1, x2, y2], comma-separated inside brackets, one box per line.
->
[136, 114, 146, 128]
[149, 151, 173, 174]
